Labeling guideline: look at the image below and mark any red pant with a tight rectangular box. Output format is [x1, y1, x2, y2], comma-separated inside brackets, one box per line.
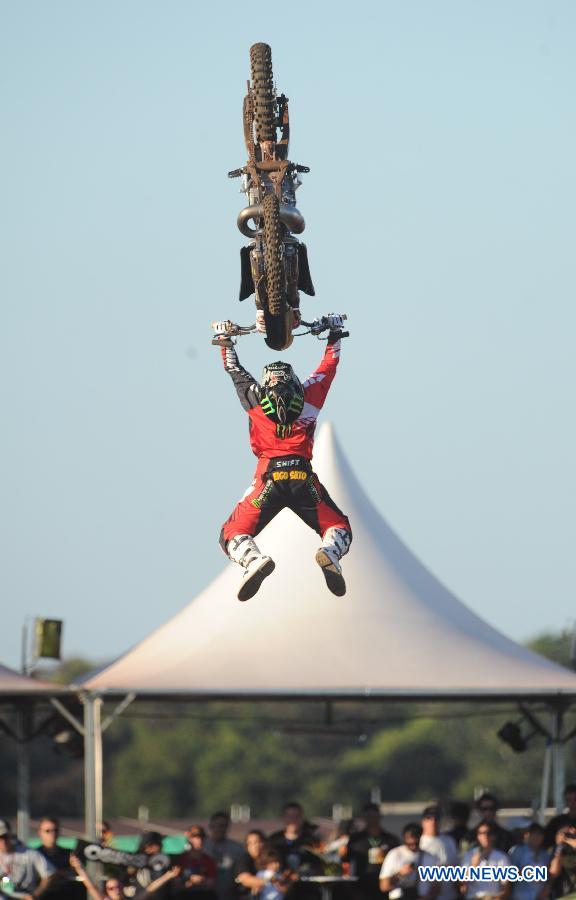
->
[220, 456, 351, 551]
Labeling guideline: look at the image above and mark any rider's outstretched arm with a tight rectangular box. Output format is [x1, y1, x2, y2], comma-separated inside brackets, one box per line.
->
[220, 344, 261, 411]
[302, 333, 342, 409]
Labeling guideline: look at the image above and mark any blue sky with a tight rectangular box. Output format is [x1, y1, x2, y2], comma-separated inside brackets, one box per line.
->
[1, 1, 575, 670]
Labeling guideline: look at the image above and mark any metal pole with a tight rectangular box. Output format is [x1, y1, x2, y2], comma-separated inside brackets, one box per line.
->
[17, 626, 31, 843]
[539, 739, 552, 824]
[551, 706, 566, 814]
[16, 707, 31, 842]
[83, 693, 103, 840]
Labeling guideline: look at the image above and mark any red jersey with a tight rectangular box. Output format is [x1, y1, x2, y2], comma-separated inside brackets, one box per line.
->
[221, 339, 341, 460]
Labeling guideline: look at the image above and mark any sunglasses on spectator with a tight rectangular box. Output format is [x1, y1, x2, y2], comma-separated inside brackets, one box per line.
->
[189, 832, 204, 838]
[477, 829, 492, 835]
[479, 806, 496, 813]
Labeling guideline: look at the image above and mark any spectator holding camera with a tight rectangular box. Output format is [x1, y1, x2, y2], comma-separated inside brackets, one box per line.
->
[549, 825, 576, 897]
[545, 786, 576, 849]
[379, 824, 439, 899]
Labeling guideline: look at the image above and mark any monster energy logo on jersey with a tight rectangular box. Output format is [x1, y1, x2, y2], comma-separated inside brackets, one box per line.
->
[260, 392, 303, 433]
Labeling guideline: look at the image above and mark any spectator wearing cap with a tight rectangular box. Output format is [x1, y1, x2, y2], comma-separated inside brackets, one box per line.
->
[0, 817, 55, 898]
[460, 822, 510, 900]
[509, 824, 551, 900]
[133, 831, 170, 895]
[344, 803, 399, 900]
[544, 784, 576, 848]
[379, 823, 439, 899]
[419, 807, 459, 900]
[203, 812, 244, 900]
[176, 825, 217, 898]
[475, 794, 513, 853]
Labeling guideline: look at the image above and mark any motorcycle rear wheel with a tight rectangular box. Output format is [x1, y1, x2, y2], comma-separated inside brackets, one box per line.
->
[250, 43, 276, 143]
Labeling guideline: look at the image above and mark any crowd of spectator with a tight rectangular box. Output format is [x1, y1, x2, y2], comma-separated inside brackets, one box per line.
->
[1, 786, 576, 900]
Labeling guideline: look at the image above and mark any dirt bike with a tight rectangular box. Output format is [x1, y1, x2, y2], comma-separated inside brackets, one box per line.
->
[228, 43, 315, 354]
[211, 314, 348, 348]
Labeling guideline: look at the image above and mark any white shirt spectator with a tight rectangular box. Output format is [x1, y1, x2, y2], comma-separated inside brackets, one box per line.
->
[380, 845, 438, 898]
[0, 841, 55, 896]
[420, 835, 459, 900]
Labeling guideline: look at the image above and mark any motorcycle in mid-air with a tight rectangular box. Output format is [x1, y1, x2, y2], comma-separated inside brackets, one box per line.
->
[228, 43, 315, 353]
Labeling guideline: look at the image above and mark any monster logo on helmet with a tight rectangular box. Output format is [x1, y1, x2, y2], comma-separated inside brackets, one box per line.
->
[260, 361, 304, 430]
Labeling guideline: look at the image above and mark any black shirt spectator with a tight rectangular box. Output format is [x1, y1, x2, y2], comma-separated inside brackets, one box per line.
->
[474, 793, 513, 853]
[445, 802, 475, 852]
[236, 830, 267, 900]
[344, 803, 399, 900]
[36, 817, 83, 900]
[36, 817, 71, 870]
[268, 801, 320, 873]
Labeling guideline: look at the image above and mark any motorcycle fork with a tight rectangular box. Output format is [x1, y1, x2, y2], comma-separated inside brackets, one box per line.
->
[283, 241, 300, 311]
[249, 239, 276, 310]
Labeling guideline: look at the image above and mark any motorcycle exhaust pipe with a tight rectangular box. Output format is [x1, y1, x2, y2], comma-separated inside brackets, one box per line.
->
[237, 203, 306, 238]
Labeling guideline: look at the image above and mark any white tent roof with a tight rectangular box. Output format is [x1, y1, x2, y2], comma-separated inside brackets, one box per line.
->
[84, 424, 576, 700]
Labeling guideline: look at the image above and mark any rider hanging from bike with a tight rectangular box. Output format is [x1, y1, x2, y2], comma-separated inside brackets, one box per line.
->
[217, 317, 352, 601]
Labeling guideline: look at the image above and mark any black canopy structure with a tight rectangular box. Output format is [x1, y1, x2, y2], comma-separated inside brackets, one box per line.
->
[0, 661, 77, 841]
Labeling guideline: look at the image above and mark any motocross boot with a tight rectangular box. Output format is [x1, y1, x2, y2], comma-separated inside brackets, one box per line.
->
[315, 527, 351, 597]
[227, 534, 275, 602]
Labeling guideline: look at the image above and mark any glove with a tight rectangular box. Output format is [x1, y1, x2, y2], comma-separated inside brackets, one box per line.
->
[326, 313, 346, 344]
[211, 320, 235, 347]
[326, 313, 345, 330]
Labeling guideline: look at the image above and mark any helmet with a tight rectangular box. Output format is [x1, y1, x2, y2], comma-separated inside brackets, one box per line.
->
[260, 361, 304, 427]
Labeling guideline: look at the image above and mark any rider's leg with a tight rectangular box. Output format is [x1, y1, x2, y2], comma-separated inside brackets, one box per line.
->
[290, 473, 352, 596]
[220, 464, 283, 601]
